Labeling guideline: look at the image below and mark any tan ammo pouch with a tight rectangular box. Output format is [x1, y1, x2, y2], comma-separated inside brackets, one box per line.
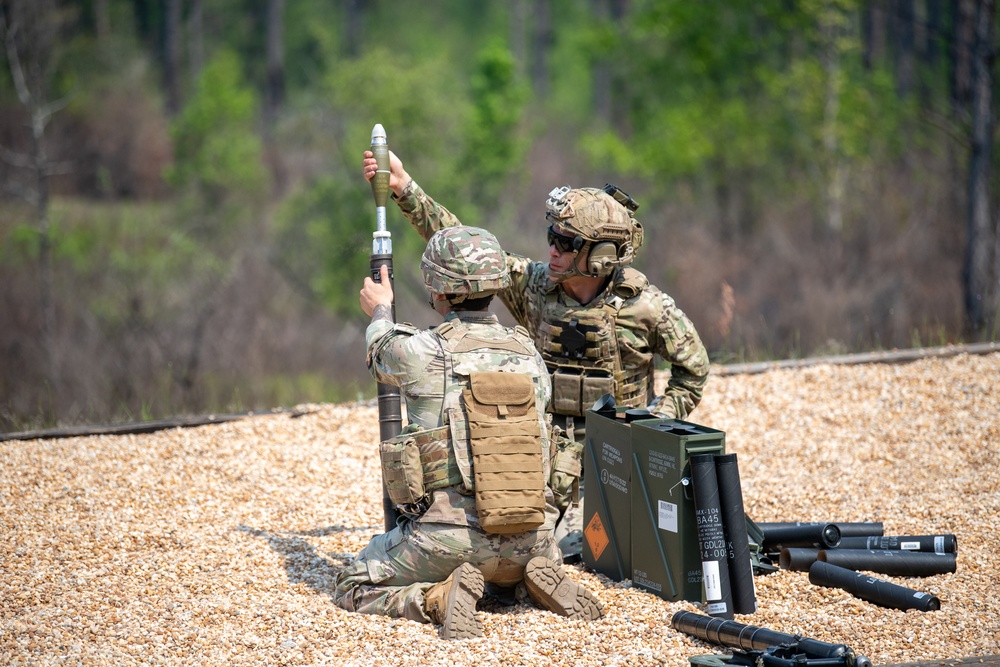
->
[463, 371, 546, 535]
[549, 427, 584, 506]
[551, 368, 615, 417]
[379, 425, 463, 507]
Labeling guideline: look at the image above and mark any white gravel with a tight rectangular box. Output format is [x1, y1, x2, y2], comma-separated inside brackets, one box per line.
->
[2, 352, 998, 666]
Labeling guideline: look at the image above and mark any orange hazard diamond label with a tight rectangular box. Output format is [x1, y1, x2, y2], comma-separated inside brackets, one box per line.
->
[585, 512, 610, 560]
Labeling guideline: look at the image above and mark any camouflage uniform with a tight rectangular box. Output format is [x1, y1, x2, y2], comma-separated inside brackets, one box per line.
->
[390, 182, 710, 557]
[393, 180, 711, 428]
[332, 312, 561, 623]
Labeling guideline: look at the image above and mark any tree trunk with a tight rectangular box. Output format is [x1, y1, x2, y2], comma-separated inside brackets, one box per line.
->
[890, 0, 915, 97]
[862, 0, 886, 70]
[590, 0, 611, 122]
[531, 0, 553, 98]
[94, 0, 110, 42]
[164, 0, 182, 114]
[963, 0, 996, 336]
[509, 0, 528, 80]
[344, 0, 362, 58]
[822, 6, 845, 235]
[187, 0, 203, 84]
[951, 0, 976, 115]
[263, 0, 285, 136]
[1, 0, 64, 419]
[32, 116, 59, 400]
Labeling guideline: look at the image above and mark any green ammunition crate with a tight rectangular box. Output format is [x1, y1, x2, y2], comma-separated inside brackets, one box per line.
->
[629, 419, 726, 602]
[581, 407, 647, 581]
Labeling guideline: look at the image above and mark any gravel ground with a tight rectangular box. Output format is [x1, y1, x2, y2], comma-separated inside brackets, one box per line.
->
[2, 352, 998, 666]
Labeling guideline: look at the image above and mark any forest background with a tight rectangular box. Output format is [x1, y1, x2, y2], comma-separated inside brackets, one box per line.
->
[1, 0, 999, 432]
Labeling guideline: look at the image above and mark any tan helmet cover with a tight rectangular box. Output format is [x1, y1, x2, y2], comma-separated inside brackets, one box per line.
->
[545, 186, 644, 277]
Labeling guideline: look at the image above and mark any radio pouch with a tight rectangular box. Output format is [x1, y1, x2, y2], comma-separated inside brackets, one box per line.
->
[379, 425, 462, 507]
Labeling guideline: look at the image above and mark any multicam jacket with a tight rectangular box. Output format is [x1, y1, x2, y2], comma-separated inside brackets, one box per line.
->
[366, 309, 557, 528]
[393, 180, 710, 421]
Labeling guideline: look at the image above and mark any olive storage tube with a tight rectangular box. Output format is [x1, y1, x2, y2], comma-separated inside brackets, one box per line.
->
[818, 549, 957, 576]
[833, 535, 957, 554]
[714, 453, 757, 614]
[690, 454, 734, 619]
[809, 561, 941, 611]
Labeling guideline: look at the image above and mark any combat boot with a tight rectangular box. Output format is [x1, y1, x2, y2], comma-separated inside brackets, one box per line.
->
[424, 563, 485, 640]
[524, 557, 604, 620]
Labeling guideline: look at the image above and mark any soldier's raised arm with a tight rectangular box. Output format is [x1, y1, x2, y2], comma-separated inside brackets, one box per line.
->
[361, 148, 463, 243]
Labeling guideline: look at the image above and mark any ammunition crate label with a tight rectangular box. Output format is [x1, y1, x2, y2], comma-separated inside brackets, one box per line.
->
[657, 500, 678, 533]
[599, 467, 629, 494]
[646, 449, 677, 479]
[601, 441, 624, 465]
[632, 569, 662, 593]
[706, 601, 729, 616]
[687, 569, 704, 584]
[702, 559, 722, 600]
[584, 512, 611, 560]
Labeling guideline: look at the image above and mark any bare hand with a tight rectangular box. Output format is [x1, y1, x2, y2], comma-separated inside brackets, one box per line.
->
[360, 264, 394, 317]
[362, 149, 411, 197]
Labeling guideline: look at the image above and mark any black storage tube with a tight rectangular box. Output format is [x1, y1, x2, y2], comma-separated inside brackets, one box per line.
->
[779, 547, 821, 572]
[758, 522, 842, 552]
[715, 453, 757, 614]
[832, 535, 957, 554]
[809, 560, 941, 611]
[818, 549, 957, 576]
[690, 454, 735, 619]
[758, 521, 883, 540]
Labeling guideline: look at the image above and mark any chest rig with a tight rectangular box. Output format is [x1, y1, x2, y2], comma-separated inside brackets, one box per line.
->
[378, 319, 551, 534]
[538, 268, 650, 416]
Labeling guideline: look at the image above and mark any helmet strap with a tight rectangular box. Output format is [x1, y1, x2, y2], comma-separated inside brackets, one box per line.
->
[550, 241, 610, 281]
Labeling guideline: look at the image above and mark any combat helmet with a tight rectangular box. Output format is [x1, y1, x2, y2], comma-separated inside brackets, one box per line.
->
[421, 226, 511, 303]
[545, 184, 643, 279]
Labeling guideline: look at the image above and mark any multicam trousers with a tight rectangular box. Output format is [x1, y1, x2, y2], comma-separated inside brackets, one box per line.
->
[332, 516, 560, 623]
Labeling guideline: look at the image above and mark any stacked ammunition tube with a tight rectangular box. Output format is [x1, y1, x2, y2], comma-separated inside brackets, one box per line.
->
[689, 453, 757, 618]
[758, 521, 955, 612]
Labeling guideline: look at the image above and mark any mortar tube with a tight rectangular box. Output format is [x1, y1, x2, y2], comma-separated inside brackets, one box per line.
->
[715, 453, 757, 614]
[670, 610, 870, 664]
[818, 549, 957, 576]
[809, 560, 941, 611]
[690, 454, 734, 619]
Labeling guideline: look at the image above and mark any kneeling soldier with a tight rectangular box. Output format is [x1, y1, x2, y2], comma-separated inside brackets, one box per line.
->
[333, 226, 603, 639]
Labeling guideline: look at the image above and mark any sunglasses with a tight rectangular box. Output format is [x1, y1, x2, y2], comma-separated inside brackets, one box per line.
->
[547, 226, 578, 253]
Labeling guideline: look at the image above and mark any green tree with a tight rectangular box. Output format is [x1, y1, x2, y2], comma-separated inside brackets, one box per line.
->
[456, 40, 530, 222]
[165, 48, 266, 211]
[581, 0, 910, 241]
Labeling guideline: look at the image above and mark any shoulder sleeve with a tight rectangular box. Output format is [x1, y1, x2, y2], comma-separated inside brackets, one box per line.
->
[499, 253, 550, 330]
[644, 285, 711, 419]
[393, 180, 462, 243]
[365, 321, 427, 386]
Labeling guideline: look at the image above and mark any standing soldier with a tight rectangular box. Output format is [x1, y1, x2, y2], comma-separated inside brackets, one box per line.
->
[333, 226, 603, 639]
[361, 151, 711, 560]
